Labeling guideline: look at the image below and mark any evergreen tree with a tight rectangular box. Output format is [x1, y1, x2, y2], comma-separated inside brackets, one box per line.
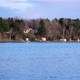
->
[37, 19, 46, 36]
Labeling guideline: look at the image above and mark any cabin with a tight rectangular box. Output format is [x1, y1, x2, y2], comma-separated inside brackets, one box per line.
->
[0, 32, 11, 40]
[35, 36, 47, 42]
[60, 38, 67, 42]
[77, 38, 80, 42]
[25, 38, 30, 42]
[41, 37, 47, 41]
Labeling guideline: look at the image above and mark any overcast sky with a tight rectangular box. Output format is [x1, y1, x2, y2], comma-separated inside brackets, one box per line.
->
[0, 0, 80, 19]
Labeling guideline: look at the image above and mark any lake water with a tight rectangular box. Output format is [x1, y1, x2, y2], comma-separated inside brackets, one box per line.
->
[0, 43, 80, 80]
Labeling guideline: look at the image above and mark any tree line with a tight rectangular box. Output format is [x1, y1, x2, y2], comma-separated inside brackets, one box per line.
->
[0, 17, 80, 41]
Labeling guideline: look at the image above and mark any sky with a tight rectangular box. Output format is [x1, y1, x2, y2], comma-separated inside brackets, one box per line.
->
[0, 0, 80, 19]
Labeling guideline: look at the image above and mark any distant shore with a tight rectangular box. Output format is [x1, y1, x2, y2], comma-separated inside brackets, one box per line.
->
[0, 40, 80, 43]
[0, 40, 25, 43]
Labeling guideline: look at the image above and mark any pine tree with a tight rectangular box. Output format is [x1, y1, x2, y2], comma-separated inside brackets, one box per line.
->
[37, 19, 46, 36]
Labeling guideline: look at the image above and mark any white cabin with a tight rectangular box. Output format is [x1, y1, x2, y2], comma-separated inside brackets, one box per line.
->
[41, 37, 47, 41]
[77, 38, 80, 42]
[25, 38, 29, 42]
[60, 38, 67, 42]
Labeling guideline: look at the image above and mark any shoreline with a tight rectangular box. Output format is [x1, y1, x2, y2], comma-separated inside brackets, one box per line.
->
[0, 40, 80, 43]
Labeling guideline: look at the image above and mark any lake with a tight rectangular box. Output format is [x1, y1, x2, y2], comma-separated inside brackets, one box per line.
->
[0, 42, 80, 80]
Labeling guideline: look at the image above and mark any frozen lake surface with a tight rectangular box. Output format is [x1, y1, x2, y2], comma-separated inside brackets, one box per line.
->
[0, 43, 80, 80]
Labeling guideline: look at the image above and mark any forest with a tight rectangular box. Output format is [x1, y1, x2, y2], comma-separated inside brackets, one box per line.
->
[0, 17, 80, 42]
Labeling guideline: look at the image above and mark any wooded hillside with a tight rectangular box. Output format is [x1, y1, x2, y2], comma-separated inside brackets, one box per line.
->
[0, 17, 80, 41]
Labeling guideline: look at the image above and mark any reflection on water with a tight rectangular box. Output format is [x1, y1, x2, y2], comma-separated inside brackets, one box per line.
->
[0, 43, 80, 80]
